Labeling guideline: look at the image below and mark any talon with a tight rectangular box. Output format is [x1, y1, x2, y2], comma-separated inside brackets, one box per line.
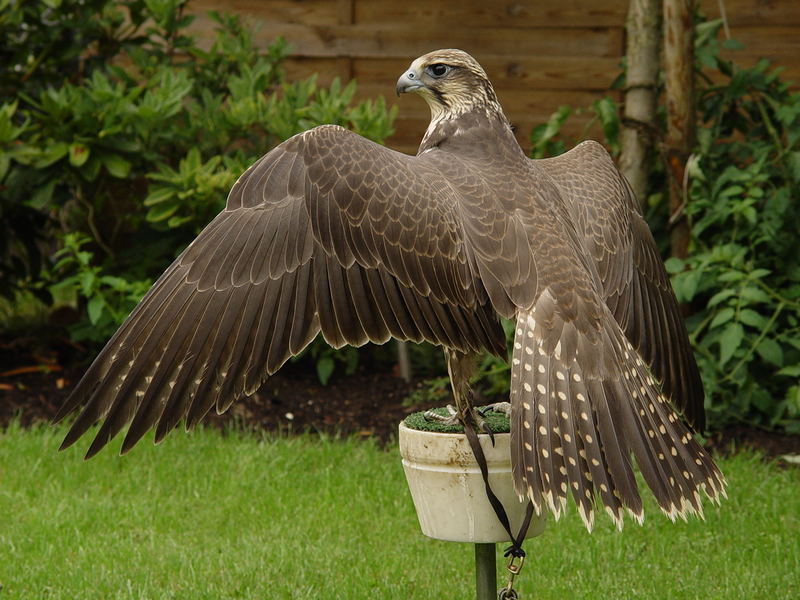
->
[423, 404, 460, 426]
[472, 406, 496, 446]
[484, 401, 512, 418]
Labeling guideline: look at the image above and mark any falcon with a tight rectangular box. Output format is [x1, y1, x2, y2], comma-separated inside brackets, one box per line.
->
[56, 49, 725, 530]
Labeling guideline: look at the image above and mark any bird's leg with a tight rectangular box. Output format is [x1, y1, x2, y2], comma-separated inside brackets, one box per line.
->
[444, 349, 490, 434]
[423, 349, 494, 437]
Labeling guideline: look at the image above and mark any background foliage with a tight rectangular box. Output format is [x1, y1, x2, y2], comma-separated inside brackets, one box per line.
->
[0, 0, 395, 347]
[2, 3, 797, 433]
[671, 20, 800, 432]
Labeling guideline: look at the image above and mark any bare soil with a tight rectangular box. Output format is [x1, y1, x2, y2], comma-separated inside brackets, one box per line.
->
[0, 347, 429, 445]
[2, 339, 799, 458]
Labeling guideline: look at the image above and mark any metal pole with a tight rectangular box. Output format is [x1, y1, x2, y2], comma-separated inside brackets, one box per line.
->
[475, 543, 496, 600]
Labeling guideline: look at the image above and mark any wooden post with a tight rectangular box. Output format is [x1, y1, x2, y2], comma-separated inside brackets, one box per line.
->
[662, 0, 695, 260]
[620, 0, 661, 206]
[475, 543, 497, 600]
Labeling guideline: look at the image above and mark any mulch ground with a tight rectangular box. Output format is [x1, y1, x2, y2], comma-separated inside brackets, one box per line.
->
[2, 347, 799, 459]
[0, 357, 433, 445]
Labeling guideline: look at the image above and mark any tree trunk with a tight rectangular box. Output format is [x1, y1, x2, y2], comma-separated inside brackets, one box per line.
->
[619, 0, 661, 207]
[662, 0, 695, 260]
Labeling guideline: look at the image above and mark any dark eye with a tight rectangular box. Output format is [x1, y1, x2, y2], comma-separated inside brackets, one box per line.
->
[426, 64, 450, 78]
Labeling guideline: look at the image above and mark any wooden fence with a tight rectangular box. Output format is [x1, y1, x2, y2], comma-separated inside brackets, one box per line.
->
[188, 0, 800, 153]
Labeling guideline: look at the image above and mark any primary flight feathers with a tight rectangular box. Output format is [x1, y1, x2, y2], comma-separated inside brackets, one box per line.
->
[57, 49, 724, 530]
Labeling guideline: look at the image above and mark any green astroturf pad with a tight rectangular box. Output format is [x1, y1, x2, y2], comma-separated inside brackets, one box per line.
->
[403, 406, 510, 434]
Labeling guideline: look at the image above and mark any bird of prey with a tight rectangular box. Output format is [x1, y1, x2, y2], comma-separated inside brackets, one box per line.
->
[56, 49, 725, 530]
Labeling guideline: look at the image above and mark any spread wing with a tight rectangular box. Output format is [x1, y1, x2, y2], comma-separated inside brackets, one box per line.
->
[535, 141, 705, 431]
[56, 125, 506, 457]
[502, 143, 720, 528]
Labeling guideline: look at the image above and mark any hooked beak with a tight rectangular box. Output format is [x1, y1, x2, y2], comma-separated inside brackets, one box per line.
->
[396, 69, 424, 96]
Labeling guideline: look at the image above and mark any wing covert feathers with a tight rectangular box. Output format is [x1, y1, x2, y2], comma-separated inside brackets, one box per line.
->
[510, 291, 725, 532]
[537, 141, 705, 430]
[57, 125, 506, 457]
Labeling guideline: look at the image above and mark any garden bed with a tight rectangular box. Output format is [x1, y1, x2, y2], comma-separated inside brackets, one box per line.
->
[2, 345, 798, 459]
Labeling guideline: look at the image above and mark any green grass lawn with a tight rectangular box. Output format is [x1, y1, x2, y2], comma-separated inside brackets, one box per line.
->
[1, 423, 798, 599]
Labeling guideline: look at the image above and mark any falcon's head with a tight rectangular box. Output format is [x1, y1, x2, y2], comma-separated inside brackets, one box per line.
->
[396, 49, 502, 123]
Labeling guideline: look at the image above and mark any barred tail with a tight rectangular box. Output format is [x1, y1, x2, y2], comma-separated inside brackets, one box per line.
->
[510, 292, 725, 532]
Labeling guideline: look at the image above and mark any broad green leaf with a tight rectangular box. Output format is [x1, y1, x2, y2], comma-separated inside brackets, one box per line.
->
[664, 257, 685, 274]
[102, 153, 132, 178]
[76, 251, 92, 266]
[739, 309, 769, 329]
[316, 356, 335, 386]
[673, 270, 701, 302]
[707, 289, 737, 307]
[710, 307, 735, 329]
[167, 215, 193, 228]
[34, 142, 69, 168]
[720, 184, 744, 197]
[87, 295, 105, 325]
[144, 186, 176, 206]
[719, 323, 744, 366]
[756, 338, 783, 367]
[97, 136, 141, 154]
[183, 147, 202, 170]
[717, 270, 745, 283]
[28, 180, 56, 209]
[69, 143, 90, 167]
[592, 97, 619, 141]
[78, 271, 96, 297]
[739, 287, 771, 304]
[777, 365, 800, 377]
[721, 38, 744, 50]
[100, 276, 128, 288]
[146, 201, 180, 222]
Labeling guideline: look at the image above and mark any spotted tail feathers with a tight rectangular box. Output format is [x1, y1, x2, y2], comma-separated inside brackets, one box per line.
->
[509, 291, 726, 532]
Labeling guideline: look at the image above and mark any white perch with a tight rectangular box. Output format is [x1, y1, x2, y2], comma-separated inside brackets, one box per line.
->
[399, 422, 547, 543]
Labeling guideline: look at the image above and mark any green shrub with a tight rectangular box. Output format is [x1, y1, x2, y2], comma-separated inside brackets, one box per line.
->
[668, 20, 800, 432]
[45, 233, 152, 343]
[1, 0, 396, 356]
